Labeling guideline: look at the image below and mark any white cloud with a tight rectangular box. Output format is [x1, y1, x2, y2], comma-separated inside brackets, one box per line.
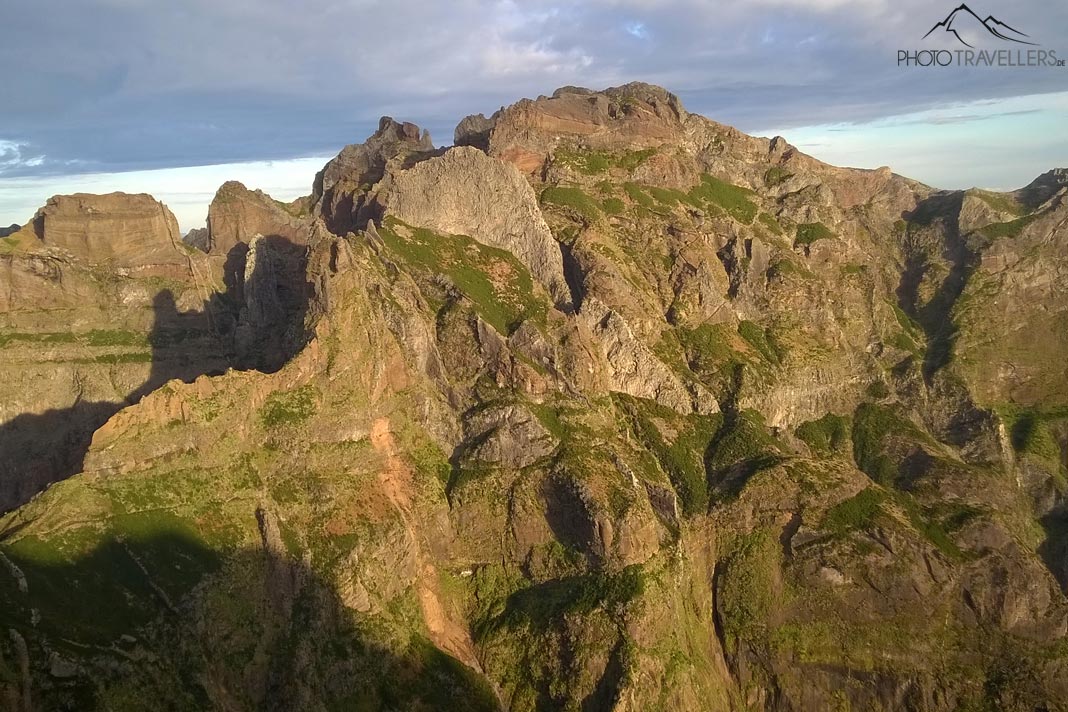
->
[1, 0, 1064, 191]
[0, 141, 46, 172]
[755, 91, 1068, 191]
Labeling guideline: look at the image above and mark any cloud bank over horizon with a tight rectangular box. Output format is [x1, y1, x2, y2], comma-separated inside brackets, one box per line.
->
[1, 0, 1066, 228]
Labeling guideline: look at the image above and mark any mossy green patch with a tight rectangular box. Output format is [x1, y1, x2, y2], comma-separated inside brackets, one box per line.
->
[392, 635, 500, 712]
[601, 197, 625, 215]
[486, 565, 644, 635]
[893, 493, 963, 559]
[552, 146, 656, 175]
[997, 404, 1067, 471]
[822, 488, 886, 534]
[796, 413, 852, 455]
[614, 394, 723, 515]
[706, 409, 782, 492]
[866, 381, 890, 399]
[820, 486, 962, 558]
[758, 212, 784, 235]
[378, 218, 548, 334]
[794, 222, 835, 247]
[890, 301, 924, 340]
[970, 189, 1023, 217]
[717, 529, 781, 652]
[677, 323, 737, 368]
[850, 402, 922, 486]
[688, 175, 758, 224]
[764, 167, 793, 187]
[1, 514, 222, 645]
[767, 258, 814, 281]
[259, 385, 318, 427]
[540, 186, 603, 222]
[0, 233, 24, 255]
[528, 400, 570, 442]
[646, 186, 698, 209]
[623, 182, 659, 210]
[403, 435, 452, 486]
[738, 320, 784, 364]
[980, 214, 1037, 239]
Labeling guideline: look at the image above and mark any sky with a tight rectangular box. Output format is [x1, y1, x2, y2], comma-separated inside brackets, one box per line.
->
[1, 0, 1066, 232]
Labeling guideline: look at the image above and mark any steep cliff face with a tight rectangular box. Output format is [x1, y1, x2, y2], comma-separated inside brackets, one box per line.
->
[30, 193, 188, 272]
[0, 195, 226, 512]
[311, 116, 435, 235]
[1, 84, 1066, 712]
[0, 187, 324, 513]
[368, 146, 573, 308]
[204, 181, 313, 256]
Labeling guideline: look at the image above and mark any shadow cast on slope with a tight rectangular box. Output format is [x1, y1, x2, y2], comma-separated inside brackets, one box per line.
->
[1039, 508, 1068, 594]
[0, 514, 498, 711]
[896, 191, 979, 383]
[0, 237, 313, 514]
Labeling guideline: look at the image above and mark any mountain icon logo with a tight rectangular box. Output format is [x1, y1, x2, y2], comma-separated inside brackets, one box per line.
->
[923, 4, 1038, 48]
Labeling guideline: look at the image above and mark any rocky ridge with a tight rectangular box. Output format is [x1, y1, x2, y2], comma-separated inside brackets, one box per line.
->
[0, 84, 1066, 711]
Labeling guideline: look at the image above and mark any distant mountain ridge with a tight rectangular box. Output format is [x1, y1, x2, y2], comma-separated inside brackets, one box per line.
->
[923, 3, 1038, 47]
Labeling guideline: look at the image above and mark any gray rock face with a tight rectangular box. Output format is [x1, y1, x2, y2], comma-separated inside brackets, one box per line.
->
[464, 404, 557, 469]
[579, 296, 717, 415]
[233, 234, 312, 373]
[1016, 168, 1068, 209]
[312, 117, 434, 234]
[370, 146, 572, 308]
[0, 224, 19, 238]
[315, 117, 433, 200]
[453, 113, 495, 151]
[183, 227, 210, 252]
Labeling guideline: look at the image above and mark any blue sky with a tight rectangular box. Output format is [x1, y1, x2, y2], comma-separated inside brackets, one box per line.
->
[1, 0, 1066, 231]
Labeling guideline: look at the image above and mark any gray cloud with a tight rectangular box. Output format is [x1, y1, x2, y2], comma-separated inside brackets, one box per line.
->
[1, 0, 1066, 178]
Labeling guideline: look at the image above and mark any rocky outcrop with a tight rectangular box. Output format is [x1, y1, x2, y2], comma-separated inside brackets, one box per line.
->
[231, 233, 314, 372]
[580, 296, 717, 415]
[183, 226, 209, 252]
[369, 145, 572, 307]
[1016, 167, 1068, 209]
[455, 82, 689, 176]
[312, 116, 435, 234]
[0, 182, 332, 512]
[0, 224, 19, 238]
[0, 192, 231, 513]
[204, 181, 312, 255]
[29, 193, 186, 270]
[464, 404, 557, 469]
